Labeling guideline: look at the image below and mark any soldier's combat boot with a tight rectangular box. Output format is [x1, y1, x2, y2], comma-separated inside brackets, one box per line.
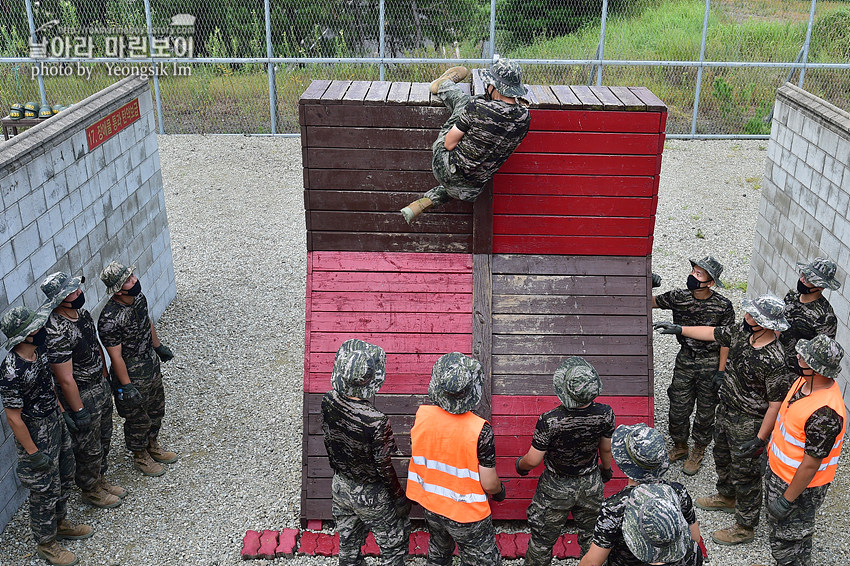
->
[683, 443, 707, 476]
[147, 438, 178, 464]
[81, 486, 121, 509]
[668, 442, 689, 462]
[430, 66, 470, 94]
[400, 197, 433, 225]
[695, 493, 736, 513]
[36, 541, 79, 566]
[133, 450, 165, 477]
[711, 523, 754, 546]
[98, 476, 128, 499]
[56, 519, 93, 540]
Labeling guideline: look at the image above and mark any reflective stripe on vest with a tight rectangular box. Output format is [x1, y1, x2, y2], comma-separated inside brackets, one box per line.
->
[406, 405, 491, 523]
[768, 376, 846, 486]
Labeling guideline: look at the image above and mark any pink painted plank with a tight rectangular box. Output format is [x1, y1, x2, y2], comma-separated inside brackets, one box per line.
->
[305, 253, 314, 382]
[312, 271, 472, 293]
[306, 372, 429, 394]
[310, 312, 473, 334]
[309, 333, 473, 355]
[491, 414, 648, 436]
[312, 251, 473, 273]
[491, 395, 653, 416]
[310, 352, 456, 372]
[311, 292, 472, 313]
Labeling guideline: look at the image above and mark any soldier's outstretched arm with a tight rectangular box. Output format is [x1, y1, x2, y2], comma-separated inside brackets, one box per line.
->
[516, 446, 545, 475]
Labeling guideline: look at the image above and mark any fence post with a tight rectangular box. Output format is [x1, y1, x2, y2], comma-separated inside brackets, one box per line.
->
[265, 0, 277, 134]
[143, 0, 165, 134]
[799, 0, 817, 87]
[379, 0, 386, 81]
[596, 0, 608, 86]
[690, 0, 711, 136]
[23, 0, 48, 106]
[489, 0, 496, 58]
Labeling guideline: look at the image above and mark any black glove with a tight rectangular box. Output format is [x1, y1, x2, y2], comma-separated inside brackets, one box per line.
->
[117, 383, 143, 409]
[653, 322, 682, 335]
[767, 495, 793, 521]
[739, 436, 767, 458]
[393, 495, 412, 518]
[491, 482, 507, 502]
[651, 272, 662, 288]
[73, 407, 92, 432]
[62, 411, 78, 433]
[23, 451, 51, 472]
[711, 370, 726, 394]
[600, 467, 613, 483]
[515, 457, 529, 477]
[154, 343, 174, 362]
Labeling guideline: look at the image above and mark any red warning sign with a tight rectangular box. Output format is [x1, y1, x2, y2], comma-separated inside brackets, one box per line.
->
[86, 98, 141, 151]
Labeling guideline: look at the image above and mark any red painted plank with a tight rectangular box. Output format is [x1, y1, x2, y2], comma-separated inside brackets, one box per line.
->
[492, 174, 655, 197]
[491, 414, 647, 436]
[493, 216, 653, 237]
[309, 333, 473, 355]
[529, 110, 661, 133]
[312, 271, 472, 293]
[306, 372, 430, 394]
[305, 253, 314, 381]
[494, 195, 654, 217]
[311, 292, 472, 313]
[310, 312, 473, 334]
[492, 235, 652, 256]
[311, 251, 473, 273]
[310, 352, 456, 371]
[515, 131, 659, 155]
[499, 153, 658, 176]
[491, 395, 653, 416]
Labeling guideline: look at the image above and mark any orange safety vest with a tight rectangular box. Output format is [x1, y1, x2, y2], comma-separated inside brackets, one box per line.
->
[406, 405, 491, 523]
[768, 376, 846, 487]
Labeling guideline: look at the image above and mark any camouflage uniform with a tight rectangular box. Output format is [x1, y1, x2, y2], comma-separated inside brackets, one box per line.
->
[45, 309, 113, 491]
[712, 322, 793, 528]
[97, 292, 165, 451]
[424, 508, 502, 566]
[780, 290, 837, 371]
[0, 349, 75, 545]
[655, 288, 734, 446]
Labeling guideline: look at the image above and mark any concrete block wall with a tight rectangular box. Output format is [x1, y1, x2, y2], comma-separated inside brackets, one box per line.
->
[749, 82, 850, 403]
[0, 76, 176, 531]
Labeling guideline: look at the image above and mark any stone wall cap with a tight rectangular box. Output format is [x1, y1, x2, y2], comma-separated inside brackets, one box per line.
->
[777, 82, 850, 135]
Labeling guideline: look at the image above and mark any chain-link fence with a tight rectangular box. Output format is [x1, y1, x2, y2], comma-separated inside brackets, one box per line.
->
[1, 0, 848, 136]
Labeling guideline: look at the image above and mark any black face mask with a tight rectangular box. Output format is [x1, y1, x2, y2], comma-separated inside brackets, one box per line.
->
[125, 280, 142, 297]
[792, 357, 815, 377]
[797, 279, 815, 294]
[28, 327, 47, 348]
[686, 274, 705, 291]
[65, 291, 85, 309]
[742, 319, 758, 334]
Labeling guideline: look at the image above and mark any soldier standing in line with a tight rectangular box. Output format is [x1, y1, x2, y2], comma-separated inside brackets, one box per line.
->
[41, 271, 126, 509]
[1, 306, 92, 566]
[321, 339, 411, 566]
[652, 256, 735, 476]
[761, 335, 846, 566]
[516, 356, 615, 563]
[654, 294, 793, 546]
[578, 424, 703, 566]
[779, 258, 840, 371]
[399, 58, 531, 224]
[97, 261, 177, 477]
[406, 352, 506, 566]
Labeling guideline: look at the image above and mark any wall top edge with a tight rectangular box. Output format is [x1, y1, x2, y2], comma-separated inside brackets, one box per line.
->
[777, 82, 850, 135]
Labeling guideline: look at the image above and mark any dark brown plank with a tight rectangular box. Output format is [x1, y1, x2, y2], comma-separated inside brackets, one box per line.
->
[304, 148, 432, 170]
[387, 82, 412, 104]
[304, 126, 435, 150]
[493, 354, 648, 376]
[493, 373, 649, 396]
[493, 294, 648, 315]
[308, 434, 411, 455]
[301, 104, 448, 128]
[308, 190, 470, 213]
[645, 253, 655, 394]
[609, 86, 646, 111]
[408, 83, 431, 105]
[307, 169, 441, 193]
[492, 254, 648, 276]
[299, 80, 332, 104]
[492, 313, 648, 335]
[364, 81, 391, 105]
[589, 86, 624, 110]
[493, 334, 649, 355]
[571, 85, 604, 110]
[307, 413, 417, 435]
[309, 211, 471, 233]
[529, 84, 560, 109]
[550, 85, 582, 108]
[305, 456, 411, 478]
[321, 80, 351, 103]
[473, 182, 493, 254]
[342, 80, 371, 103]
[311, 232, 472, 253]
[492, 274, 646, 296]
[473, 253, 492, 420]
[629, 87, 667, 112]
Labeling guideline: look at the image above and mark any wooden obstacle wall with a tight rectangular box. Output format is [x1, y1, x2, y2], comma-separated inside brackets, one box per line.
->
[300, 77, 666, 531]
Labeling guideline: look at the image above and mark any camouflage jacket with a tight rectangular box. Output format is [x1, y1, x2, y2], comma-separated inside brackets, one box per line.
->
[780, 291, 838, 367]
[451, 95, 530, 185]
[45, 309, 104, 383]
[655, 289, 735, 353]
[0, 349, 58, 419]
[531, 402, 615, 476]
[97, 293, 158, 377]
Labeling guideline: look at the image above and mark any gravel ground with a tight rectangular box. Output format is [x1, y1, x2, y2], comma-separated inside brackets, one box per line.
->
[1, 137, 849, 566]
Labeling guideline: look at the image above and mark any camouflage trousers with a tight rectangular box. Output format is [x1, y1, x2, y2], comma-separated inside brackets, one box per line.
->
[525, 468, 604, 565]
[424, 82, 485, 206]
[331, 473, 410, 566]
[423, 508, 501, 566]
[66, 376, 113, 491]
[15, 410, 75, 544]
[114, 363, 165, 452]
[764, 468, 830, 566]
[712, 405, 764, 528]
[668, 348, 720, 446]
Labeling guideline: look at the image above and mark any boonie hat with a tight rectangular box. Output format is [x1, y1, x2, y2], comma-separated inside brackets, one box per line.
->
[331, 339, 387, 398]
[553, 356, 602, 408]
[796, 334, 844, 379]
[41, 271, 84, 311]
[1, 305, 50, 351]
[689, 256, 725, 288]
[100, 261, 136, 295]
[741, 294, 790, 331]
[480, 57, 527, 98]
[612, 423, 669, 481]
[797, 257, 841, 291]
[428, 352, 483, 415]
[623, 483, 690, 564]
